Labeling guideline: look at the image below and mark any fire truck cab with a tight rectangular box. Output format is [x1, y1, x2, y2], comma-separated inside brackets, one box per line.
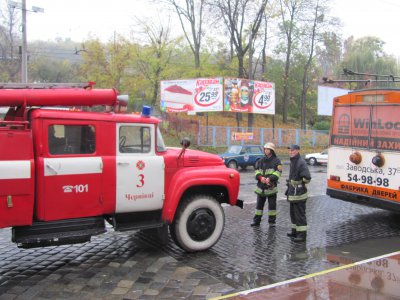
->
[0, 83, 242, 252]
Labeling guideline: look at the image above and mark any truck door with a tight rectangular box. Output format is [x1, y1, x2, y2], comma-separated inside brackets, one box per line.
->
[0, 125, 34, 228]
[36, 123, 103, 221]
[116, 123, 164, 213]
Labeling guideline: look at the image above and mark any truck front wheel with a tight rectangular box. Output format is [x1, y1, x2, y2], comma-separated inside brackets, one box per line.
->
[170, 195, 225, 252]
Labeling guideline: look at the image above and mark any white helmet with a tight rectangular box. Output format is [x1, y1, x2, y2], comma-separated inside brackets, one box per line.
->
[264, 142, 276, 152]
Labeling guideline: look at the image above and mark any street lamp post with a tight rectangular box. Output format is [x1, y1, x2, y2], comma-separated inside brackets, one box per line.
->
[21, 0, 27, 83]
[10, 0, 44, 83]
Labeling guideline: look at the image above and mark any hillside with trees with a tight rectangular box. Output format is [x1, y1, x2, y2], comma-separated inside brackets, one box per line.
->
[1, 0, 399, 132]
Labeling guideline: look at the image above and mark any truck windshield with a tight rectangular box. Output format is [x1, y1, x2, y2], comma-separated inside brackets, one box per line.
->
[157, 127, 167, 152]
[0, 107, 8, 120]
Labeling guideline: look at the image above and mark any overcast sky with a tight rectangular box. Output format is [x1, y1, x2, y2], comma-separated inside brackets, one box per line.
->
[21, 0, 400, 56]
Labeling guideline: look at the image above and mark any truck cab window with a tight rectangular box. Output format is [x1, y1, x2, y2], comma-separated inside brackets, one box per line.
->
[119, 125, 151, 153]
[48, 125, 95, 155]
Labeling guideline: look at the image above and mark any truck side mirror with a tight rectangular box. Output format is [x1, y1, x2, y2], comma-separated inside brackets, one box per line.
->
[180, 137, 191, 149]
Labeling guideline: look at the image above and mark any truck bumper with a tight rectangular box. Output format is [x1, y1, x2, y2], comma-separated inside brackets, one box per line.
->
[235, 199, 244, 209]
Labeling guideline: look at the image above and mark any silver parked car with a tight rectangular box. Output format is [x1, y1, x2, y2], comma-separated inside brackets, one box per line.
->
[305, 150, 328, 166]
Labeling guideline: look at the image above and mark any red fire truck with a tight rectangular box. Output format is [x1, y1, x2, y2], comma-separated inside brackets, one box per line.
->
[0, 82, 242, 252]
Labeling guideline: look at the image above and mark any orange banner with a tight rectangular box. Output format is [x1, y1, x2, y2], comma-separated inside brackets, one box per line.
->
[231, 132, 254, 141]
[328, 180, 399, 202]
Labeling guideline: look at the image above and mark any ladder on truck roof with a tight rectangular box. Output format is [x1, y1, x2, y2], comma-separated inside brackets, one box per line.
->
[0, 82, 95, 89]
[0, 82, 125, 109]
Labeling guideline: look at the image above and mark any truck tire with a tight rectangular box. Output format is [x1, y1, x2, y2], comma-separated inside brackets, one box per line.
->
[170, 195, 225, 252]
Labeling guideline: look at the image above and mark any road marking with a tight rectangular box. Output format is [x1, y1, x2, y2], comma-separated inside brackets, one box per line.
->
[210, 251, 400, 299]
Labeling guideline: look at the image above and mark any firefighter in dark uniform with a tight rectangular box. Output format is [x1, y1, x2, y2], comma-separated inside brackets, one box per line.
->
[286, 144, 311, 242]
[251, 142, 282, 227]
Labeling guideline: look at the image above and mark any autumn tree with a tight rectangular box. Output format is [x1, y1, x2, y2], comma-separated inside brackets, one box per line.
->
[30, 57, 80, 83]
[317, 32, 342, 77]
[28, 39, 82, 83]
[277, 0, 308, 123]
[340, 36, 399, 88]
[132, 19, 176, 108]
[79, 35, 132, 91]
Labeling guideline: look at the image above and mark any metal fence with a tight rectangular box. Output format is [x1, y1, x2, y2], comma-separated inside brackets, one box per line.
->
[197, 126, 329, 148]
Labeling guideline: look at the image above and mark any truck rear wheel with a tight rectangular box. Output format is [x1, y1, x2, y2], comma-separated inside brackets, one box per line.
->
[170, 195, 224, 252]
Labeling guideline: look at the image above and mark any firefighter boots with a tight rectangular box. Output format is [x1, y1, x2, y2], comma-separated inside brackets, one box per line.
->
[293, 232, 307, 242]
[251, 215, 261, 227]
[268, 216, 276, 227]
[287, 228, 296, 238]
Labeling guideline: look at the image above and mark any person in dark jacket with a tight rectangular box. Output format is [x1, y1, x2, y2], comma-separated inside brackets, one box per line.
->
[251, 142, 282, 227]
[286, 144, 311, 242]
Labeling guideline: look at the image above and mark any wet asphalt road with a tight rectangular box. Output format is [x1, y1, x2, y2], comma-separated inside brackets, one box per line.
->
[164, 165, 400, 289]
[1, 165, 400, 298]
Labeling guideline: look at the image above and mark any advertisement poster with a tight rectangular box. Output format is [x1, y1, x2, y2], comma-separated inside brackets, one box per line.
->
[224, 78, 275, 114]
[331, 105, 400, 151]
[252, 80, 275, 114]
[160, 78, 223, 113]
[224, 78, 254, 112]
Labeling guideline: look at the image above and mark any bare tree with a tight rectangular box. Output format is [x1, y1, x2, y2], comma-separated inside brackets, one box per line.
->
[279, 0, 307, 123]
[299, 0, 326, 129]
[164, 0, 204, 74]
[213, 0, 268, 129]
[214, 0, 268, 77]
[0, 3, 21, 81]
[260, 14, 268, 80]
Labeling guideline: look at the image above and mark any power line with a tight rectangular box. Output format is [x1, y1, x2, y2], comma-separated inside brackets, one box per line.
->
[29, 48, 78, 54]
[380, 0, 400, 8]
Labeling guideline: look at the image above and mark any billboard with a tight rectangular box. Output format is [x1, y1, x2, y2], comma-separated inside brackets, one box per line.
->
[160, 78, 223, 113]
[224, 78, 275, 114]
[318, 86, 349, 116]
[161, 77, 275, 114]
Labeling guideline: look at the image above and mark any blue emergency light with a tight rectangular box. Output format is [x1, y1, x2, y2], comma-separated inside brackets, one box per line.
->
[141, 106, 151, 118]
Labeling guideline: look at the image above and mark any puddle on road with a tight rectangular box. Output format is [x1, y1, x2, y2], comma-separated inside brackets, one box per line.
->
[220, 236, 400, 290]
[282, 245, 326, 262]
[281, 235, 400, 266]
[226, 250, 400, 299]
[224, 272, 274, 290]
[325, 236, 400, 264]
